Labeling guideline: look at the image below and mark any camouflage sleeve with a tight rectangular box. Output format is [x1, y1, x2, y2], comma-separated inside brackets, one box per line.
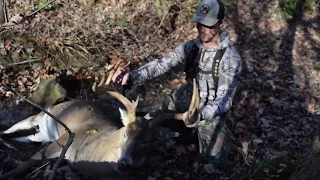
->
[129, 41, 194, 85]
[200, 46, 243, 120]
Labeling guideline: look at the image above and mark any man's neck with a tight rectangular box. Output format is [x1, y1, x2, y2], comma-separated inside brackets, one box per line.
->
[202, 33, 221, 49]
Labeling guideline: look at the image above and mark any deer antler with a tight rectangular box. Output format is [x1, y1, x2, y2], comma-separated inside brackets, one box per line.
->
[148, 78, 200, 127]
[92, 62, 199, 126]
[106, 61, 122, 85]
[170, 78, 200, 120]
[106, 91, 138, 123]
[188, 78, 200, 113]
[92, 61, 122, 92]
[92, 62, 138, 123]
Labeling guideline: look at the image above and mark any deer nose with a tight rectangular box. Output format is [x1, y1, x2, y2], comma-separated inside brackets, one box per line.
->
[117, 158, 132, 172]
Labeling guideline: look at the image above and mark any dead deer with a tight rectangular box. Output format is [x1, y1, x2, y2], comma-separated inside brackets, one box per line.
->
[0, 62, 124, 143]
[0, 65, 200, 179]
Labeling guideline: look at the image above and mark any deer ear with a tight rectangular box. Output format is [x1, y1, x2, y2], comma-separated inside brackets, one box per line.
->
[119, 108, 130, 126]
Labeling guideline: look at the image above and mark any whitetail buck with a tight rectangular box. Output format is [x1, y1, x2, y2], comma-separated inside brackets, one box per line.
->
[0, 65, 200, 180]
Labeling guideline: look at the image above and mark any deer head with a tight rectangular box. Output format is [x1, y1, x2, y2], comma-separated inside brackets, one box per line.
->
[92, 67, 200, 172]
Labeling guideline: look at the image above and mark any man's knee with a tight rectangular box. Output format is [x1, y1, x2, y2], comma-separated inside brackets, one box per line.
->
[208, 123, 231, 166]
[197, 118, 231, 169]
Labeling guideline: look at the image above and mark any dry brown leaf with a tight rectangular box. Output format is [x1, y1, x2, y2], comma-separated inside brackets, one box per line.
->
[147, 176, 156, 180]
[175, 145, 187, 156]
[203, 164, 215, 174]
[186, 144, 197, 152]
[165, 139, 175, 148]
[236, 122, 246, 128]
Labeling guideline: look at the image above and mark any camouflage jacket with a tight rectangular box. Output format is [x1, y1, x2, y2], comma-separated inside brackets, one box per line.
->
[129, 29, 242, 120]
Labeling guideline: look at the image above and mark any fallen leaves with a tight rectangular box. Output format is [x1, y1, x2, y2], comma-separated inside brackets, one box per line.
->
[174, 145, 187, 156]
[169, 78, 187, 85]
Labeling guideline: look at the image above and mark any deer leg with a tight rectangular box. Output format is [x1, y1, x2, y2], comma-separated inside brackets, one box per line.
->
[0, 125, 39, 139]
[0, 132, 69, 179]
[1, 110, 60, 143]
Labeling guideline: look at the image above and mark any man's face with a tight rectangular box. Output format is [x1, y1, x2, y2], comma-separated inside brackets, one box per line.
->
[197, 23, 220, 43]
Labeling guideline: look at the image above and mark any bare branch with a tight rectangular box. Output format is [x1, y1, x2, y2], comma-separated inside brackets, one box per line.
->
[1, 84, 75, 180]
[26, 0, 58, 18]
[47, 135, 73, 180]
[0, 125, 39, 139]
[26, 161, 50, 180]
[1, 0, 8, 23]
[2, 59, 43, 67]
[152, 11, 169, 36]
[0, 0, 57, 29]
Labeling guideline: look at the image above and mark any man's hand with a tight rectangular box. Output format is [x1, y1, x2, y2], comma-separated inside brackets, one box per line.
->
[182, 109, 200, 128]
[112, 66, 130, 85]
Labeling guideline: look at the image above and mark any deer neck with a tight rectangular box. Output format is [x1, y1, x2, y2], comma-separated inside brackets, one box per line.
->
[93, 126, 127, 161]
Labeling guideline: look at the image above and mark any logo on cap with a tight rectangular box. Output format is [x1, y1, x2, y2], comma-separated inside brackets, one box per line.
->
[200, 4, 210, 15]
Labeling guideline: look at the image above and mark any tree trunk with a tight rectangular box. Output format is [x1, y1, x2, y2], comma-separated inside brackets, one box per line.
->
[0, 0, 5, 24]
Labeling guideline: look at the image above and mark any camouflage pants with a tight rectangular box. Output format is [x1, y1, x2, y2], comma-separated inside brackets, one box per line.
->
[168, 84, 231, 169]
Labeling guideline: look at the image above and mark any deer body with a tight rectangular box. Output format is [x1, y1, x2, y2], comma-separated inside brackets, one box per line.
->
[0, 120, 145, 179]
[0, 66, 200, 179]
[31, 125, 140, 179]
[0, 99, 163, 179]
[2, 100, 119, 143]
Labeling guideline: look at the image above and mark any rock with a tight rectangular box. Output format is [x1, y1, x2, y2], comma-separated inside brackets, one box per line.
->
[28, 78, 66, 108]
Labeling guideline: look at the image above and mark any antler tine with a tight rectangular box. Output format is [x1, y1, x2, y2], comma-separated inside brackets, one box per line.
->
[92, 70, 105, 93]
[105, 61, 121, 86]
[92, 61, 121, 93]
[98, 69, 107, 87]
[107, 91, 138, 123]
[92, 82, 137, 123]
[188, 78, 200, 112]
[92, 61, 137, 123]
[172, 78, 199, 120]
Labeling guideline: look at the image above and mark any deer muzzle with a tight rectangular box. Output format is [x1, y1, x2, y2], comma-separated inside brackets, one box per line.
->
[117, 157, 133, 172]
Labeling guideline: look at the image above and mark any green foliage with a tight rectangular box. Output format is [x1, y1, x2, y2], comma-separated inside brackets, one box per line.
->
[314, 66, 320, 71]
[38, 0, 56, 11]
[86, 129, 99, 134]
[232, 156, 300, 180]
[118, 21, 129, 29]
[255, 157, 300, 179]
[278, 0, 297, 21]
[303, 0, 320, 12]
[277, 0, 319, 22]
